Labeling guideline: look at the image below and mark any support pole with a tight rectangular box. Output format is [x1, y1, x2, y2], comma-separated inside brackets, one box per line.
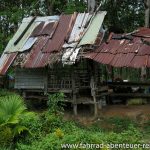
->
[72, 67, 77, 116]
[90, 61, 98, 117]
[90, 76, 98, 116]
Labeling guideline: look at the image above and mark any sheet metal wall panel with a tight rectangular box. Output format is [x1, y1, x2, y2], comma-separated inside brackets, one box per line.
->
[43, 15, 75, 53]
[79, 11, 107, 46]
[15, 68, 46, 89]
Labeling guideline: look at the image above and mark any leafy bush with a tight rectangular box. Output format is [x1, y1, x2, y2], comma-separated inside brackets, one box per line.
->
[0, 89, 15, 97]
[127, 98, 147, 105]
[16, 115, 143, 150]
[47, 93, 65, 114]
[95, 117, 137, 133]
[0, 94, 34, 146]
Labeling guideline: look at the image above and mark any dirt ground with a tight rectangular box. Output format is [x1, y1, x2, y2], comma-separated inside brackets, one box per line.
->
[64, 104, 150, 125]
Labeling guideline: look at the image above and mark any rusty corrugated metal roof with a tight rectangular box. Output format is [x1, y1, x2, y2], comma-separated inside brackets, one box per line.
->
[43, 14, 77, 53]
[83, 27, 150, 68]
[23, 36, 50, 68]
[0, 53, 17, 75]
[0, 12, 107, 74]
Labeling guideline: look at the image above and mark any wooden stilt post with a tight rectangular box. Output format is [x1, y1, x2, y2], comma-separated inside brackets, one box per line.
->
[72, 67, 77, 116]
[90, 60, 98, 117]
[44, 67, 48, 95]
[90, 75, 98, 116]
[111, 66, 114, 82]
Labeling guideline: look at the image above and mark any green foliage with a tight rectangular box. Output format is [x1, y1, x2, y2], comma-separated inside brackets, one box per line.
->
[0, 93, 34, 147]
[127, 98, 147, 105]
[101, 0, 145, 32]
[0, 89, 15, 97]
[64, 0, 86, 14]
[47, 93, 65, 114]
[16, 116, 143, 150]
[0, 127, 13, 147]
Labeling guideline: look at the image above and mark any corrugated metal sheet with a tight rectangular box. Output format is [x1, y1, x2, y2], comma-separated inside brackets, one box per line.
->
[0, 12, 107, 75]
[5, 20, 40, 53]
[22, 16, 59, 23]
[31, 21, 58, 37]
[132, 27, 150, 37]
[4, 16, 59, 53]
[68, 13, 91, 43]
[79, 11, 107, 46]
[83, 27, 150, 68]
[0, 53, 17, 75]
[22, 37, 37, 51]
[15, 68, 46, 89]
[43, 14, 77, 53]
[62, 47, 81, 65]
[130, 55, 148, 68]
[23, 36, 50, 68]
[31, 22, 45, 36]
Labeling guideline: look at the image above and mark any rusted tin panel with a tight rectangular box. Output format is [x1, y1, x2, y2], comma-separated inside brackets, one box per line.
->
[132, 27, 150, 37]
[137, 44, 150, 55]
[43, 14, 76, 53]
[83, 52, 97, 59]
[31, 22, 45, 36]
[31, 21, 57, 37]
[147, 56, 150, 67]
[41, 22, 56, 37]
[0, 53, 17, 75]
[123, 53, 135, 67]
[130, 55, 148, 68]
[23, 36, 49, 68]
[101, 53, 114, 65]
[84, 27, 150, 68]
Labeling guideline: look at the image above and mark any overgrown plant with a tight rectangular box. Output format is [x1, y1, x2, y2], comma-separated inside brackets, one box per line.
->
[47, 93, 65, 114]
[0, 94, 34, 146]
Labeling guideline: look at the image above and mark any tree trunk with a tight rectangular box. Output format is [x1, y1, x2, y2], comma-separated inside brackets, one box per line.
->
[141, 0, 150, 81]
[88, 0, 96, 13]
[144, 0, 150, 27]
[45, 0, 54, 15]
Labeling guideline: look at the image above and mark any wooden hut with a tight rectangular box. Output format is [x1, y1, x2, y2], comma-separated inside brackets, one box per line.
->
[0, 12, 107, 115]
